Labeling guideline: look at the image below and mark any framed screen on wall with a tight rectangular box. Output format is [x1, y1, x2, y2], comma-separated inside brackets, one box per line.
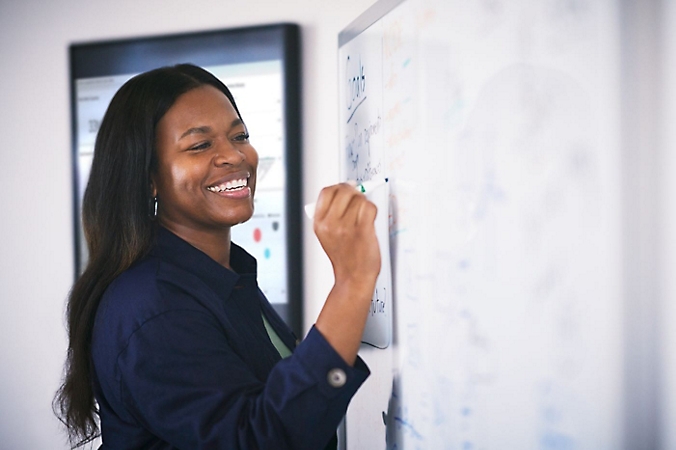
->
[70, 24, 303, 336]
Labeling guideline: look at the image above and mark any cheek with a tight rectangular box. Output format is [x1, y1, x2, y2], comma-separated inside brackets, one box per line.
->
[157, 160, 203, 198]
[247, 149, 259, 191]
[246, 147, 259, 171]
[169, 164, 197, 191]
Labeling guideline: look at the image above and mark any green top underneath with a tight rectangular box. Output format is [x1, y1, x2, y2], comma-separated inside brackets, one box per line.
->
[262, 314, 292, 359]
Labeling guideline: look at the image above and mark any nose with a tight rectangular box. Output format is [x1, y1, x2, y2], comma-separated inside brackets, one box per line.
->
[212, 140, 245, 166]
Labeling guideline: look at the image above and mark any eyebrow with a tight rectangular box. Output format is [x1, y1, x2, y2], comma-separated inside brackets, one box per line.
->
[179, 119, 245, 140]
[179, 126, 211, 140]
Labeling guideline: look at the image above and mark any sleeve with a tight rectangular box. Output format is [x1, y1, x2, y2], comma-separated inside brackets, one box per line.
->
[116, 308, 370, 450]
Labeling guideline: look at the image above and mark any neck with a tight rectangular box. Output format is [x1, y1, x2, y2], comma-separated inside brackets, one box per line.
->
[159, 220, 232, 269]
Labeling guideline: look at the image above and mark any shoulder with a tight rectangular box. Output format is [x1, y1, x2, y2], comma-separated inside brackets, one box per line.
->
[103, 256, 161, 308]
[98, 253, 215, 318]
[92, 254, 217, 356]
[97, 255, 165, 321]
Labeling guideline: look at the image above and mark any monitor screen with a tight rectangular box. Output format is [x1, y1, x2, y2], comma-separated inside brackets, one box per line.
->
[70, 25, 302, 335]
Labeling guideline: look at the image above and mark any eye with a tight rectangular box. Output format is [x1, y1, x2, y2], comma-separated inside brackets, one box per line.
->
[189, 141, 211, 151]
[233, 133, 250, 142]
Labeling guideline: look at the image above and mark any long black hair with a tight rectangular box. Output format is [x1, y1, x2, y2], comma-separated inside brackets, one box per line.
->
[54, 64, 241, 447]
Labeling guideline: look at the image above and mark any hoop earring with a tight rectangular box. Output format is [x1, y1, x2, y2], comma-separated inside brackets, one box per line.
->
[149, 196, 158, 220]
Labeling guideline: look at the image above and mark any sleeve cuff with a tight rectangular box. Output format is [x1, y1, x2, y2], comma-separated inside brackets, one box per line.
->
[293, 325, 370, 399]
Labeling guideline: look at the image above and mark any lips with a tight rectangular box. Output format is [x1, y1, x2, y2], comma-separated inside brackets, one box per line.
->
[206, 172, 250, 193]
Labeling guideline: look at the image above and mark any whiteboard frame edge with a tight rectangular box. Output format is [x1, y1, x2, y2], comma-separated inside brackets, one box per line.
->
[338, 0, 408, 48]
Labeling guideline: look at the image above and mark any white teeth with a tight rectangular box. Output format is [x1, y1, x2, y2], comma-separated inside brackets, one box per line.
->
[207, 178, 248, 193]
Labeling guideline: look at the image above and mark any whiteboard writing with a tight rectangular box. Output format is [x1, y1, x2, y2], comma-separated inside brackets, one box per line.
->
[340, 0, 624, 449]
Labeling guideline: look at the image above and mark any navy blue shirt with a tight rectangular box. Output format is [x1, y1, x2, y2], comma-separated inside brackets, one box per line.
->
[91, 227, 370, 449]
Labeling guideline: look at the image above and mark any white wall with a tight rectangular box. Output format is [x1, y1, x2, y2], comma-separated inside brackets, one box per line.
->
[661, 1, 676, 448]
[0, 0, 373, 447]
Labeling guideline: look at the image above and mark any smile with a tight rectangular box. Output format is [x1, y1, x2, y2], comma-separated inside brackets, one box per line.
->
[206, 177, 248, 193]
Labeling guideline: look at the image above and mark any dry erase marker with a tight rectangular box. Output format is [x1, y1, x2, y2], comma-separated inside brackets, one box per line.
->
[304, 178, 389, 219]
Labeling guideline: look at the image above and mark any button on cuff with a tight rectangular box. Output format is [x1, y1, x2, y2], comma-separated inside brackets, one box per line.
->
[327, 368, 347, 388]
[293, 326, 370, 398]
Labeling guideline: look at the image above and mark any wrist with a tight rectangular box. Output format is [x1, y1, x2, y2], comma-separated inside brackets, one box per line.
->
[332, 272, 377, 298]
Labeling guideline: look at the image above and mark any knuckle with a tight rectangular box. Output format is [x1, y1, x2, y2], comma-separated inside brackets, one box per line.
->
[314, 220, 328, 234]
[361, 200, 378, 219]
[318, 186, 333, 199]
[316, 220, 341, 239]
[340, 182, 358, 194]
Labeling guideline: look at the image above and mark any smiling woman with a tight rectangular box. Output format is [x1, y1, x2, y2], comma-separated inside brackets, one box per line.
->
[152, 85, 259, 268]
[54, 64, 381, 450]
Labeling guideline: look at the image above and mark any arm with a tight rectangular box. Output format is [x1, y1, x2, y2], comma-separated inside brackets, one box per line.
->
[312, 183, 381, 365]
[115, 307, 369, 450]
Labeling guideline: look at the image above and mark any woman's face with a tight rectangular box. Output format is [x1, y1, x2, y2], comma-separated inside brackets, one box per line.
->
[152, 84, 258, 234]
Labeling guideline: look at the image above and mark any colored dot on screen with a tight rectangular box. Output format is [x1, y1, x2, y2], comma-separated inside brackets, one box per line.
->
[264, 248, 271, 259]
[253, 228, 262, 242]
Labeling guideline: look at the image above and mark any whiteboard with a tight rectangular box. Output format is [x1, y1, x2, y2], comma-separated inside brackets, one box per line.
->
[338, 0, 625, 448]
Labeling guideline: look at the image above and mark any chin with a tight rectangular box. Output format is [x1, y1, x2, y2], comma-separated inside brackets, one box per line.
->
[228, 209, 255, 227]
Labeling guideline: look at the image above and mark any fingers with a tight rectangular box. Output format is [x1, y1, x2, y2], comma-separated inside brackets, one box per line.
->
[356, 197, 378, 226]
[314, 183, 368, 224]
[312, 185, 338, 222]
[312, 182, 381, 285]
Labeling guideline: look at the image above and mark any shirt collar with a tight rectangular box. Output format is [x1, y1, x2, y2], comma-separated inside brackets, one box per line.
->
[151, 226, 258, 294]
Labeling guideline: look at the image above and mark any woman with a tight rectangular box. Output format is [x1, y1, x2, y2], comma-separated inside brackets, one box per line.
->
[55, 64, 381, 449]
